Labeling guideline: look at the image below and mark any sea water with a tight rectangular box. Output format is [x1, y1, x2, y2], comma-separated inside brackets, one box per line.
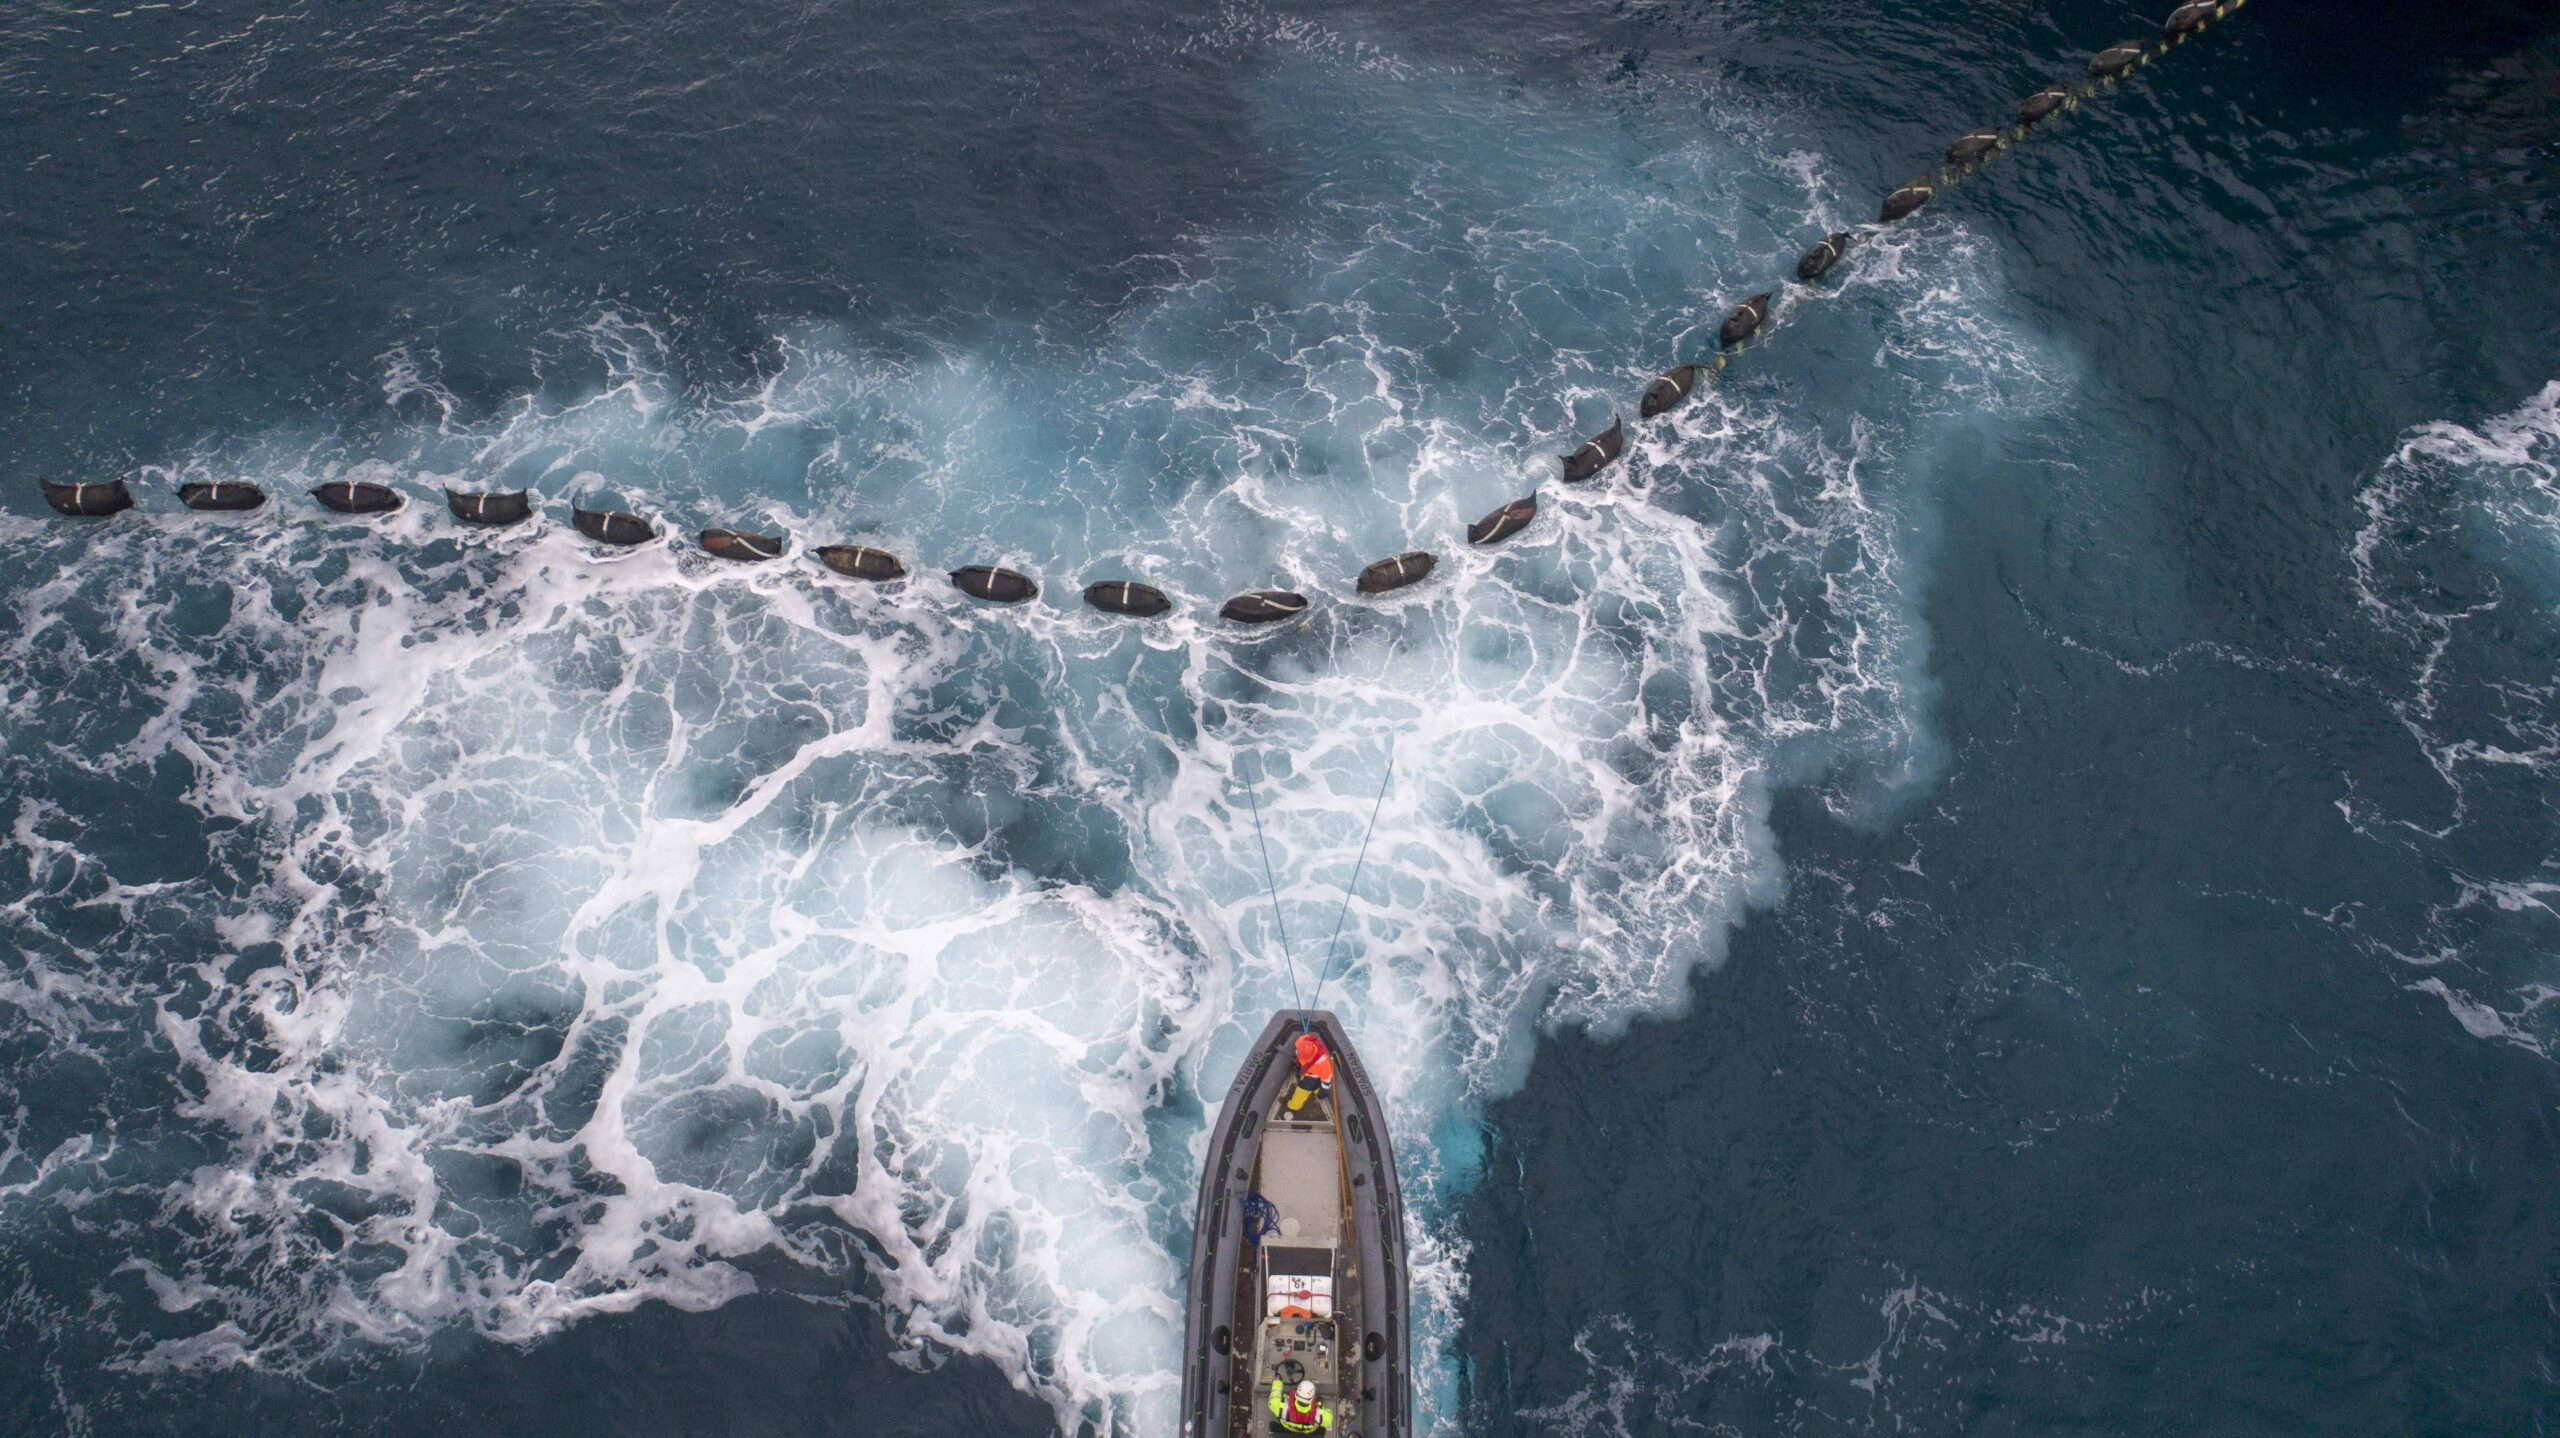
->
[3, 1, 2557, 1434]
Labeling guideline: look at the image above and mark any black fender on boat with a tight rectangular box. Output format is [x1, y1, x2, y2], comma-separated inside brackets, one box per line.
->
[447, 488, 533, 525]
[1560, 417, 1624, 482]
[573, 507, 656, 546]
[1356, 552, 1436, 595]
[314, 481, 404, 515]
[952, 565, 1038, 603]
[1945, 130, 2004, 169]
[178, 481, 267, 512]
[1084, 579, 1173, 616]
[1640, 364, 1701, 420]
[814, 544, 906, 581]
[1796, 232, 1852, 284]
[1880, 181, 1934, 223]
[1220, 589, 1309, 624]
[2164, 2, 2221, 36]
[1718, 294, 1772, 350]
[39, 478, 136, 517]
[701, 528, 786, 562]
[2089, 41, 2147, 79]
[2018, 86, 2074, 127]
[1467, 496, 1537, 546]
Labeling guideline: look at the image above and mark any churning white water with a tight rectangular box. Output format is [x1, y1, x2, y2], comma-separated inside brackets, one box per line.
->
[0, 36, 2066, 1437]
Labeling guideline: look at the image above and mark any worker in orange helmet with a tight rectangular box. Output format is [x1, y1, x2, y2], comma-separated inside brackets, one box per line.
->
[1287, 1031, 1336, 1114]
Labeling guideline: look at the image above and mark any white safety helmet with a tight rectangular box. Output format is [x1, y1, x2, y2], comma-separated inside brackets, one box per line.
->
[1295, 1380, 1318, 1405]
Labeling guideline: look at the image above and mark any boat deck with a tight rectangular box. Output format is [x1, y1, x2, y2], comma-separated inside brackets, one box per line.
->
[1181, 1012, 1410, 1438]
[1256, 1123, 1344, 1246]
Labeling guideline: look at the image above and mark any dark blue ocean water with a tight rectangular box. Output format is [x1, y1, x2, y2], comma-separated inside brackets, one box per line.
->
[4, 1, 2559, 1433]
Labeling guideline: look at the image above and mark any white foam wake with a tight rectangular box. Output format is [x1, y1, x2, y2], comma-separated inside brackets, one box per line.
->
[2347, 380, 2560, 1054]
[0, 25, 2058, 1437]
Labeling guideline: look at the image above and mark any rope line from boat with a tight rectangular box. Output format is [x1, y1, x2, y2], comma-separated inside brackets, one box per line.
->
[1303, 736, 1396, 1030]
[1241, 755, 1307, 1018]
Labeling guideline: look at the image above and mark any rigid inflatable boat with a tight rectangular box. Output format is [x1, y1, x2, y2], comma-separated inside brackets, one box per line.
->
[1181, 1009, 1410, 1438]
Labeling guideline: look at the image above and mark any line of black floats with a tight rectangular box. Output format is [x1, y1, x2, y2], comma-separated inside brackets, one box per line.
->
[36, 5, 2244, 621]
[33, 475, 1463, 624]
[1616, 0, 2247, 454]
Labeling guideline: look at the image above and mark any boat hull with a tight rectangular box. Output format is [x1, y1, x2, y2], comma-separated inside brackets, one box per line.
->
[1180, 1009, 1410, 1438]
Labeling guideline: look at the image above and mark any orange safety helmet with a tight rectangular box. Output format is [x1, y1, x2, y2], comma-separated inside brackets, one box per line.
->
[1293, 1032, 1335, 1082]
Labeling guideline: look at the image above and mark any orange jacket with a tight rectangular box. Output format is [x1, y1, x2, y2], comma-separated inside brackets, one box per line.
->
[1293, 1033, 1335, 1084]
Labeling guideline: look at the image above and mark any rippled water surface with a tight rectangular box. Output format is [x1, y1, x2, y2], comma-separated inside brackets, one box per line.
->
[4, 1, 2559, 1434]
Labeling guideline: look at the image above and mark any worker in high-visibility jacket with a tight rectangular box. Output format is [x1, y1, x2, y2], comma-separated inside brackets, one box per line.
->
[1287, 1032, 1335, 1114]
[1268, 1377, 1332, 1433]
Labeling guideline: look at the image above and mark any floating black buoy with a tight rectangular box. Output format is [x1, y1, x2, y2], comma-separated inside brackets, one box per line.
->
[1796, 232, 1851, 284]
[2018, 86, 2073, 127]
[1945, 130, 2004, 169]
[1718, 294, 1772, 351]
[952, 565, 1038, 604]
[701, 528, 785, 562]
[1221, 590, 1309, 625]
[2089, 41, 2146, 79]
[38, 478, 134, 517]
[447, 489, 532, 526]
[314, 480, 403, 515]
[1879, 182, 1935, 223]
[1467, 496, 1537, 546]
[573, 507, 656, 546]
[814, 545, 906, 582]
[1560, 417, 1625, 483]
[1640, 364, 1701, 420]
[1356, 551, 1436, 595]
[2164, 1, 2220, 36]
[178, 481, 267, 512]
[1083, 579, 1172, 617]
